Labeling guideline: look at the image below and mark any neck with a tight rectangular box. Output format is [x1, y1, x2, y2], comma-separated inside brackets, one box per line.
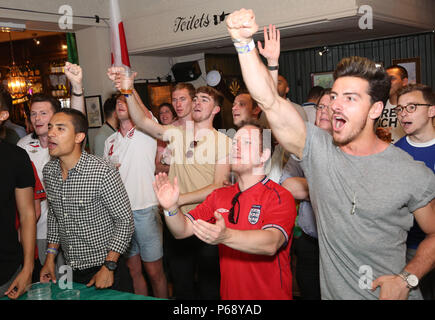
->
[119, 119, 134, 136]
[59, 148, 82, 178]
[194, 118, 214, 133]
[38, 134, 49, 148]
[106, 117, 118, 131]
[236, 171, 266, 192]
[177, 114, 193, 127]
[340, 129, 389, 156]
[408, 125, 435, 144]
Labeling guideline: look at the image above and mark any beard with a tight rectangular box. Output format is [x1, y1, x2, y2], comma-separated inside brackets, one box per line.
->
[333, 117, 368, 146]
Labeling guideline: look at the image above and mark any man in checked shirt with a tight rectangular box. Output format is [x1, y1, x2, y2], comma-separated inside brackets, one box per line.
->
[40, 108, 134, 290]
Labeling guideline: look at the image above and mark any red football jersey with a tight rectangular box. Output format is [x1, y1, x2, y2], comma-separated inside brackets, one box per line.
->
[187, 177, 297, 300]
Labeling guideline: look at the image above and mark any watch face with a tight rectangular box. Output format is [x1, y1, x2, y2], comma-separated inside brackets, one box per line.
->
[105, 261, 117, 271]
[407, 274, 419, 287]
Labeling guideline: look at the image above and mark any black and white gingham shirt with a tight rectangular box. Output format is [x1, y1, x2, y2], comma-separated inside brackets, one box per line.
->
[43, 151, 134, 270]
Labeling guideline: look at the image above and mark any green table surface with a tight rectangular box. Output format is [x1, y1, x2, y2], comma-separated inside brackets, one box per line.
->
[1, 282, 163, 301]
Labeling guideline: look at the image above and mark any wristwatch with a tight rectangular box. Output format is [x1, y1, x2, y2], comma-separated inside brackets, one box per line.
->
[103, 260, 118, 271]
[398, 270, 419, 289]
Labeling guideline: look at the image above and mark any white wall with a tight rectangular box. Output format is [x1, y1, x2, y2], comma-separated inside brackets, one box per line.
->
[120, 0, 359, 54]
[0, 0, 108, 29]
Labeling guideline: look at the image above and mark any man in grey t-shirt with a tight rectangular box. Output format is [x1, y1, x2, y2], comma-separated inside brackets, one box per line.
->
[227, 9, 435, 300]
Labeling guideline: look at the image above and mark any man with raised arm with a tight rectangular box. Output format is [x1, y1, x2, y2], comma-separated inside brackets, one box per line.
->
[107, 68, 232, 299]
[226, 8, 435, 300]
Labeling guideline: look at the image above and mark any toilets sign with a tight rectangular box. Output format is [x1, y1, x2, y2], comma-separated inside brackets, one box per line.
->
[173, 11, 229, 33]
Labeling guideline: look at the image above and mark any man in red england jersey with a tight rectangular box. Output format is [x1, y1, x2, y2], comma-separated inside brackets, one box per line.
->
[153, 122, 297, 300]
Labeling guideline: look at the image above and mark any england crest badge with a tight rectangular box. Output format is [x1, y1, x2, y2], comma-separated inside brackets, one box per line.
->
[248, 205, 262, 225]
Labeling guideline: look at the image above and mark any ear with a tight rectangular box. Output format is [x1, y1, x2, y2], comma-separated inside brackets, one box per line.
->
[369, 101, 384, 120]
[75, 132, 86, 145]
[428, 105, 435, 118]
[402, 77, 408, 86]
[252, 106, 261, 118]
[0, 110, 9, 122]
[212, 105, 221, 115]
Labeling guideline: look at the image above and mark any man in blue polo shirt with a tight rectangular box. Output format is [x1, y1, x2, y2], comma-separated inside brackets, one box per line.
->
[395, 84, 435, 299]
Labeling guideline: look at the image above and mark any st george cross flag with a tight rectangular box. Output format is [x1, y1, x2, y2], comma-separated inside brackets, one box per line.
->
[110, 0, 131, 68]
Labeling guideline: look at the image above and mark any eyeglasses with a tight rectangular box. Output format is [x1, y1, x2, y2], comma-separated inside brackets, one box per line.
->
[228, 191, 242, 224]
[314, 104, 328, 110]
[186, 140, 199, 158]
[393, 104, 432, 115]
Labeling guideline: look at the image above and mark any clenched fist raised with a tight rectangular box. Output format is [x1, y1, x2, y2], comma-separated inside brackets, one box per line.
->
[226, 8, 259, 42]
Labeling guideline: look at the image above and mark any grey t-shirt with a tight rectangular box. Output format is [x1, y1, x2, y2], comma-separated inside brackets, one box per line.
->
[300, 123, 435, 300]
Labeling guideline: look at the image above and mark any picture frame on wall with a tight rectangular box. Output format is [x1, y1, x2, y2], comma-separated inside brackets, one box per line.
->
[311, 71, 334, 89]
[146, 83, 174, 117]
[392, 57, 421, 84]
[85, 95, 103, 128]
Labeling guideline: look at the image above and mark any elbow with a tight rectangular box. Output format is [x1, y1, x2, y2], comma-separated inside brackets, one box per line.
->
[174, 233, 186, 240]
[264, 242, 282, 256]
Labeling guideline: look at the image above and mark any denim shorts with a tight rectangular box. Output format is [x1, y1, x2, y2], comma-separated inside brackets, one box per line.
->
[128, 206, 163, 262]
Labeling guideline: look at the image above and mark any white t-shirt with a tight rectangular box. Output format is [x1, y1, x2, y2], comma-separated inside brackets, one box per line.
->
[17, 134, 51, 240]
[377, 99, 406, 143]
[104, 125, 158, 211]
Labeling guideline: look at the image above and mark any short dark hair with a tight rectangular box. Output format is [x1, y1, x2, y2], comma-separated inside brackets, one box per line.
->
[55, 108, 88, 139]
[397, 84, 435, 106]
[386, 65, 409, 80]
[30, 93, 61, 113]
[334, 56, 391, 106]
[103, 96, 117, 119]
[307, 86, 325, 101]
[316, 88, 332, 105]
[196, 86, 224, 108]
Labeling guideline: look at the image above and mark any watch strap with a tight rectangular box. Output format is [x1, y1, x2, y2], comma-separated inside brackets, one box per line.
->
[71, 90, 84, 97]
[398, 270, 418, 289]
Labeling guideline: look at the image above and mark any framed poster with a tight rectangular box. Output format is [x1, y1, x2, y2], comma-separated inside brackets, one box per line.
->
[311, 71, 334, 89]
[392, 57, 421, 84]
[146, 83, 174, 116]
[85, 95, 103, 128]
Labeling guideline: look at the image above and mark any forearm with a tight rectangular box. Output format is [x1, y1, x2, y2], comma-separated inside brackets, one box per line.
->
[70, 85, 85, 114]
[105, 251, 120, 263]
[164, 207, 193, 239]
[238, 49, 278, 109]
[16, 188, 36, 272]
[125, 94, 165, 139]
[404, 233, 435, 279]
[238, 50, 306, 158]
[132, 89, 152, 119]
[19, 212, 36, 272]
[223, 228, 283, 256]
[179, 183, 222, 207]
